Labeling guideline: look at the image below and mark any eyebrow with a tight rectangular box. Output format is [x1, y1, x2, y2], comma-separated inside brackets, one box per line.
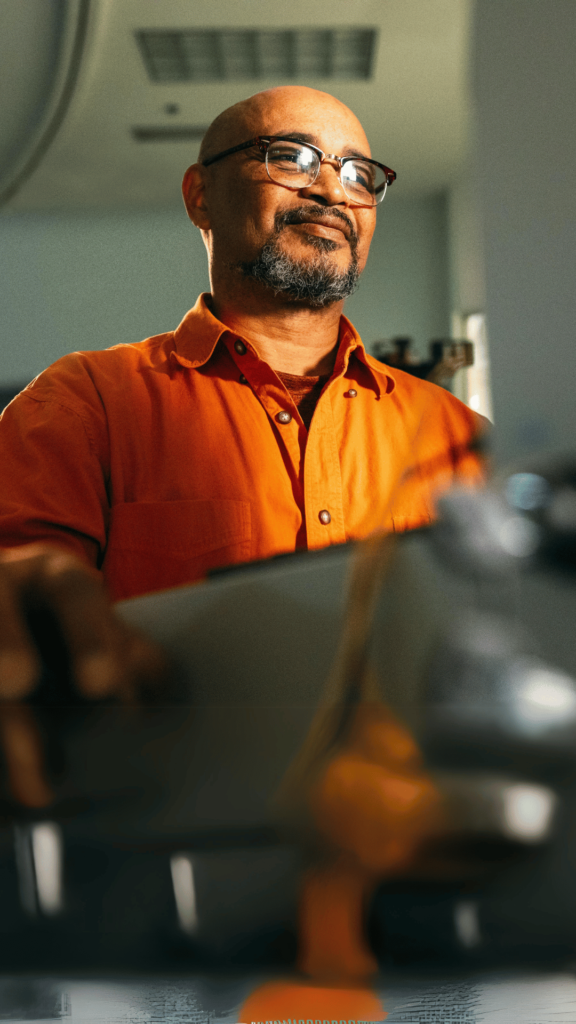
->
[271, 130, 372, 162]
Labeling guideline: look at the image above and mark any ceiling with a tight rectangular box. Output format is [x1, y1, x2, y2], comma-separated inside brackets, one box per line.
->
[1, 0, 473, 213]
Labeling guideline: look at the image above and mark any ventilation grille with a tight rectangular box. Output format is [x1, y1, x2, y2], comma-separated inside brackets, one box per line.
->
[135, 28, 376, 83]
[131, 126, 208, 142]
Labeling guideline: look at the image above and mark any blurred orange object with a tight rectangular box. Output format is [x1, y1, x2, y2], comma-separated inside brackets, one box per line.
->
[297, 856, 379, 979]
[240, 977, 386, 1020]
[297, 704, 446, 980]
[310, 705, 445, 874]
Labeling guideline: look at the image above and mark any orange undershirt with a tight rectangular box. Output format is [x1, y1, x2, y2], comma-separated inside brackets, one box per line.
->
[277, 370, 330, 430]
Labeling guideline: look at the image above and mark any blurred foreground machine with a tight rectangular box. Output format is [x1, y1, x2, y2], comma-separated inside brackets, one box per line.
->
[2, 460, 576, 972]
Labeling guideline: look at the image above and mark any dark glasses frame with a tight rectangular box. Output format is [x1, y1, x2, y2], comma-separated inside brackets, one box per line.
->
[202, 135, 396, 202]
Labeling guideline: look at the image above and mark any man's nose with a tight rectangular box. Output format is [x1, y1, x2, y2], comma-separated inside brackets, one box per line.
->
[299, 160, 349, 207]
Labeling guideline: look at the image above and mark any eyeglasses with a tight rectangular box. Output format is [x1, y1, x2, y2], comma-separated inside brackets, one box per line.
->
[202, 135, 396, 207]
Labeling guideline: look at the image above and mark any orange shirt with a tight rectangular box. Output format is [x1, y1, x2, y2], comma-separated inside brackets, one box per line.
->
[0, 295, 484, 602]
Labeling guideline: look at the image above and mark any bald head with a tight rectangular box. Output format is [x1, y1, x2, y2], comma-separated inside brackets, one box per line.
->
[198, 86, 371, 164]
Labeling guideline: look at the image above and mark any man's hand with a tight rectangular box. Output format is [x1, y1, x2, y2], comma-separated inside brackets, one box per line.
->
[0, 544, 167, 807]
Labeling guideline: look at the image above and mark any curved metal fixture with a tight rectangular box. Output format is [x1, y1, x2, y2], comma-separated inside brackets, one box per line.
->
[0, 0, 90, 209]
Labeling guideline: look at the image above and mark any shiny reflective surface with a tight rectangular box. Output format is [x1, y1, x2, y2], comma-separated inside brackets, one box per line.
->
[3, 503, 576, 989]
[2, 530, 576, 977]
[1, 972, 576, 1022]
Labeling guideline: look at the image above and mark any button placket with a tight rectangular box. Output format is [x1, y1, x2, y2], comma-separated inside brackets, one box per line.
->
[303, 389, 347, 548]
[228, 338, 305, 488]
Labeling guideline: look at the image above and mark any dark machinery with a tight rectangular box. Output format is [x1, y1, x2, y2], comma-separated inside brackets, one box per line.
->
[2, 460, 576, 981]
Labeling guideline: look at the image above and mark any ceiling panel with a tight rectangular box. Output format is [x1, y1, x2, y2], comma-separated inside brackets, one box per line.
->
[4, 0, 472, 212]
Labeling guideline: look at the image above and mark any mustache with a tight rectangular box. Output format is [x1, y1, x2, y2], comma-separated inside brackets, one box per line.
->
[274, 205, 358, 251]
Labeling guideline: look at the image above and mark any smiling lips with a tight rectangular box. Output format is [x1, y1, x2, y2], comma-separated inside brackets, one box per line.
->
[301, 220, 348, 240]
[276, 206, 357, 247]
[292, 216, 352, 243]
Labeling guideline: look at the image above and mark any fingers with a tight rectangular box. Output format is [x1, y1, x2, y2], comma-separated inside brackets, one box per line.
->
[34, 552, 126, 698]
[0, 545, 168, 702]
[0, 705, 53, 807]
[0, 544, 170, 807]
[116, 626, 172, 703]
[0, 565, 40, 699]
[1, 546, 121, 698]
[36, 552, 169, 700]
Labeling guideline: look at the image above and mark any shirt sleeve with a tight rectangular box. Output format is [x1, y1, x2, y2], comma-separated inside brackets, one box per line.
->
[436, 391, 489, 486]
[0, 371, 111, 569]
[391, 384, 489, 525]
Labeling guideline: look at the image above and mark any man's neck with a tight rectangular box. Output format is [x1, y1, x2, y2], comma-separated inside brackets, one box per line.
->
[209, 286, 344, 376]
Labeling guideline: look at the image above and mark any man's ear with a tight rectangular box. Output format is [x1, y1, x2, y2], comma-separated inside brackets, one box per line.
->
[182, 164, 211, 230]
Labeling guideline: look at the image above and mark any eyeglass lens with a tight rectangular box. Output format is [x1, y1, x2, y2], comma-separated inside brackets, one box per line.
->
[265, 140, 386, 205]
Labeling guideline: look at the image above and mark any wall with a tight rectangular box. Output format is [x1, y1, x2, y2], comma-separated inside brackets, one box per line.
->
[471, 0, 576, 466]
[0, 207, 209, 388]
[0, 192, 449, 388]
[447, 161, 485, 320]
[346, 192, 450, 355]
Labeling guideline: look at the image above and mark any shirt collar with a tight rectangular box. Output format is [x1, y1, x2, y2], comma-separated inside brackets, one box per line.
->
[334, 314, 395, 397]
[172, 293, 229, 368]
[172, 293, 395, 396]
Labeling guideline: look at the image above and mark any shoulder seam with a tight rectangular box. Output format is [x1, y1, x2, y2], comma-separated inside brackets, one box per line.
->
[15, 391, 102, 459]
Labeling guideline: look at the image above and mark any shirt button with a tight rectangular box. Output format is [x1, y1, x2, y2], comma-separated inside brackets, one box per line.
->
[239, 374, 248, 384]
[347, 388, 358, 397]
[234, 339, 247, 355]
[319, 509, 332, 525]
[276, 410, 292, 424]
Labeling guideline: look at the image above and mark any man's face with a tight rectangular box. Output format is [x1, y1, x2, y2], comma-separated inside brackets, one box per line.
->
[194, 90, 378, 305]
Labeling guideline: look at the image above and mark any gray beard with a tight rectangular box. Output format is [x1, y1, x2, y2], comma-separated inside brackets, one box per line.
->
[239, 210, 360, 308]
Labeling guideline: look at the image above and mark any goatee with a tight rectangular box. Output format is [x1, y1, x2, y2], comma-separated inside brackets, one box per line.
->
[239, 206, 360, 308]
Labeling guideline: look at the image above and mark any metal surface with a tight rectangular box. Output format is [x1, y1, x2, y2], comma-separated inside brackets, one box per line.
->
[2, 470, 576, 975]
[1, 971, 576, 1022]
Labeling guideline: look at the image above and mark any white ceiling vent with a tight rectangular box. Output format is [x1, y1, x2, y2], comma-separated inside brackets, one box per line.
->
[135, 28, 377, 83]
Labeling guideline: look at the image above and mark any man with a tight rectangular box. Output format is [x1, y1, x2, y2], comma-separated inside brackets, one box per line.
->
[0, 86, 484, 808]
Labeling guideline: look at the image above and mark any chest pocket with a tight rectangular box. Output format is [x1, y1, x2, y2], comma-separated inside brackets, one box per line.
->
[103, 499, 251, 601]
